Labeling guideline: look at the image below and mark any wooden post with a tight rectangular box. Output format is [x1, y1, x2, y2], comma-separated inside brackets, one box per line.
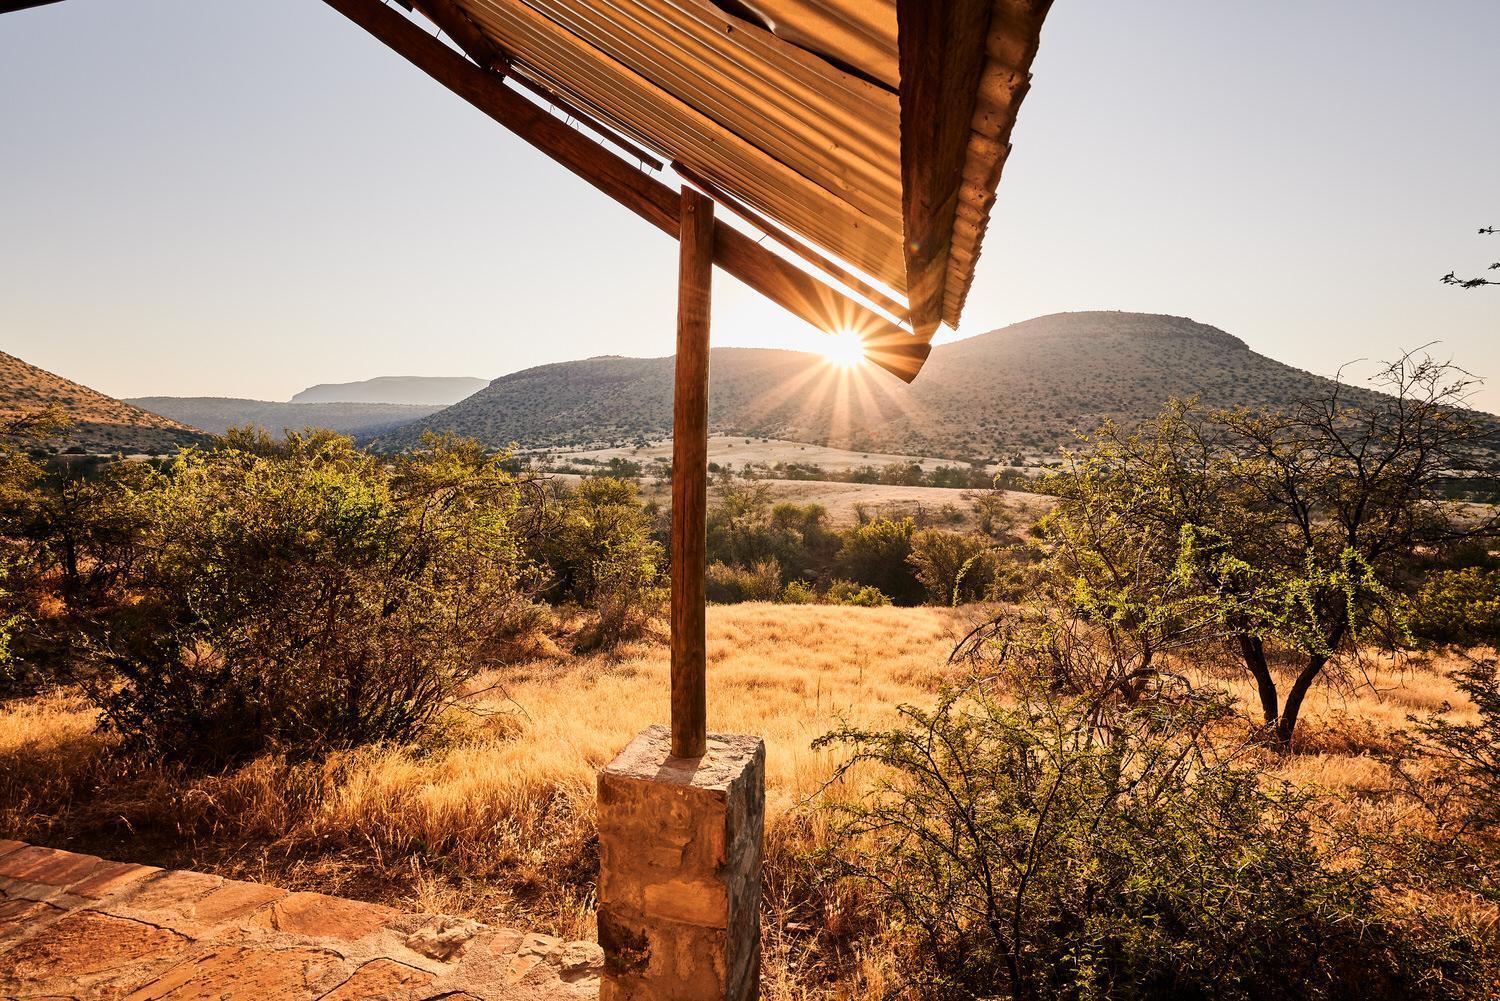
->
[671, 187, 713, 760]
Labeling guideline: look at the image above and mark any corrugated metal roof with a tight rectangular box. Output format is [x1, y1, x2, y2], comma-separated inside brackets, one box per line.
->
[440, 0, 1050, 337]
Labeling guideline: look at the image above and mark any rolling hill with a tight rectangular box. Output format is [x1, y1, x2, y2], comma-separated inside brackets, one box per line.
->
[0, 350, 204, 454]
[291, 376, 487, 405]
[126, 398, 443, 438]
[376, 311, 1430, 459]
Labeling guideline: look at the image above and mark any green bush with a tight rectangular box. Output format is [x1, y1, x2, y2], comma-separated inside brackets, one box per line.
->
[836, 517, 921, 604]
[706, 477, 838, 584]
[0, 407, 138, 692]
[781, 579, 818, 604]
[817, 673, 1488, 1000]
[705, 559, 782, 603]
[1389, 655, 1500, 900]
[823, 579, 891, 607]
[1410, 568, 1500, 646]
[86, 430, 537, 768]
[541, 476, 664, 650]
[908, 529, 996, 605]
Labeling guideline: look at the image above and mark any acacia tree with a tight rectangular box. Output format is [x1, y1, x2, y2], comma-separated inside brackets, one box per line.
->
[1009, 405, 1236, 709]
[1040, 354, 1498, 748]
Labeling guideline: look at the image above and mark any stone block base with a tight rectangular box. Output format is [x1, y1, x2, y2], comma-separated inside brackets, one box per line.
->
[597, 724, 765, 1001]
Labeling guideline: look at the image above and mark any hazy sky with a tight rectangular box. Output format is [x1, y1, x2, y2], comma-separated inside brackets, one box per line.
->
[2, 1, 1496, 406]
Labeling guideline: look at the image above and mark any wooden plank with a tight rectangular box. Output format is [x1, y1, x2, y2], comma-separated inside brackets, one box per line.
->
[320, 0, 929, 382]
[896, 0, 994, 341]
[409, 0, 507, 71]
[0, 1, 67, 13]
[508, 70, 666, 173]
[347, 0, 927, 381]
[410, 1, 666, 171]
[674, 161, 908, 323]
[671, 187, 712, 760]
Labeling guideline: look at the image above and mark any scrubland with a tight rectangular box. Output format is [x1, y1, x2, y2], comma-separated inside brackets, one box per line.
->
[0, 604, 1487, 998]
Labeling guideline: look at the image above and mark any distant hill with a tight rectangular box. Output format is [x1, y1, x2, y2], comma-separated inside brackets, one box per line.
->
[291, 376, 487, 406]
[0, 350, 204, 454]
[378, 311, 1444, 459]
[127, 398, 443, 438]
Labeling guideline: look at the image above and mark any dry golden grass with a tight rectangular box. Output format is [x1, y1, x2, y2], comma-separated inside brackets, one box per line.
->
[0, 608, 970, 936]
[0, 606, 1486, 998]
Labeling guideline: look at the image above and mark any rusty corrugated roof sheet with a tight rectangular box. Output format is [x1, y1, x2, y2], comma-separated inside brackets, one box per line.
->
[439, 0, 1050, 338]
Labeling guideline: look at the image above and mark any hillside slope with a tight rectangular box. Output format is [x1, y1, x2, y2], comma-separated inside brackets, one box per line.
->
[378, 312, 1418, 458]
[128, 398, 442, 437]
[291, 376, 486, 406]
[0, 350, 204, 453]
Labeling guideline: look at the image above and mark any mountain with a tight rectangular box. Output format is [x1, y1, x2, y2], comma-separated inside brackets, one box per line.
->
[291, 376, 487, 406]
[377, 311, 1430, 459]
[127, 398, 443, 438]
[0, 350, 204, 454]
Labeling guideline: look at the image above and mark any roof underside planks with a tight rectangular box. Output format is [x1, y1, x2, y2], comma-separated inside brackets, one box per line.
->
[1, 0, 1051, 379]
[419, 0, 1051, 346]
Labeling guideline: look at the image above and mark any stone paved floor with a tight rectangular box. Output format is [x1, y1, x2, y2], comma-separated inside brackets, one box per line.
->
[0, 840, 601, 1000]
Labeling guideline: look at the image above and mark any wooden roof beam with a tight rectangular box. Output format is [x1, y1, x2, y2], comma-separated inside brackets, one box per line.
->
[408, 0, 664, 171]
[897, 0, 994, 342]
[673, 161, 909, 323]
[0, 1, 67, 14]
[407, 0, 508, 72]
[320, 0, 929, 381]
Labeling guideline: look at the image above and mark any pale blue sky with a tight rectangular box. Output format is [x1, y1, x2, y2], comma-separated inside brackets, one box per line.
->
[2, 1, 1496, 406]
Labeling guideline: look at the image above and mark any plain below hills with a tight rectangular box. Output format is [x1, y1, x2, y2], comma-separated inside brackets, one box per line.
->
[376, 311, 1427, 460]
[126, 398, 445, 438]
[130, 374, 490, 439]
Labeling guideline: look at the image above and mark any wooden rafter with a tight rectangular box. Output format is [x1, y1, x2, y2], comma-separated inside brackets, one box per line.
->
[408, 0, 664, 170]
[673, 161, 909, 323]
[896, 0, 995, 342]
[408, 0, 508, 71]
[322, 0, 929, 382]
[0, 1, 66, 13]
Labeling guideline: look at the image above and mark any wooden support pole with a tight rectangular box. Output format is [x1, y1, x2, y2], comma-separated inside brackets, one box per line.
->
[671, 187, 713, 760]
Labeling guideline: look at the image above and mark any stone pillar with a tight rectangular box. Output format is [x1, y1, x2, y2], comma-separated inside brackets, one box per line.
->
[597, 724, 764, 1001]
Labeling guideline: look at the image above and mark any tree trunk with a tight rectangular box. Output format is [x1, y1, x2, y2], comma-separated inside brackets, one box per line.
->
[1275, 655, 1326, 749]
[1236, 632, 1279, 727]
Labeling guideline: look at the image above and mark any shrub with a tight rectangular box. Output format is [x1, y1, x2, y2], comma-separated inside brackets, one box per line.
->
[86, 430, 536, 768]
[706, 476, 838, 583]
[1410, 568, 1500, 647]
[908, 529, 996, 605]
[705, 559, 781, 603]
[836, 517, 921, 604]
[542, 477, 664, 650]
[972, 491, 1020, 539]
[823, 579, 890, 607]
[0, 407, 126, 692]
[1389, 655, 1500, 900]
[781, 579, 818, 605]
[817, 673, 1487, 1000]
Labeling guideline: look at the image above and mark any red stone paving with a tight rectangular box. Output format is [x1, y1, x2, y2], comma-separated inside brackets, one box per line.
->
[0, 841, 600, 1001]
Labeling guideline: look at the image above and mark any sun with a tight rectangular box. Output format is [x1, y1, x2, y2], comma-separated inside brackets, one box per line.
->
[820, 329, 868, 369]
